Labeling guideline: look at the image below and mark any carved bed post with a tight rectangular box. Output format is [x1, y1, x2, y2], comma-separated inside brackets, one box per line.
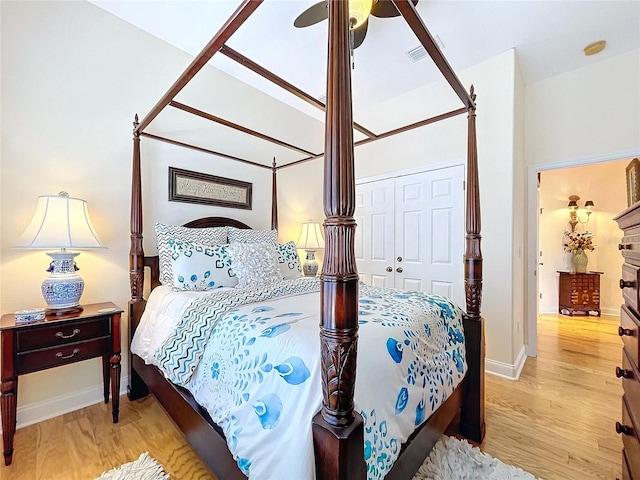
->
[311, 0, 365, 479]
[271, 157, 278, 230]
[459, 86, 486, 443]
[128, 114, 149, 400]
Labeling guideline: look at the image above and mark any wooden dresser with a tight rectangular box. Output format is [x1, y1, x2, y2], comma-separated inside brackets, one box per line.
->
[614, 203, 640, 479]
[557, 271, 602, 316]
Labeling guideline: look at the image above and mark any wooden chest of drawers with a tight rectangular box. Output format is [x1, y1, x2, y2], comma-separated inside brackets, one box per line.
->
[615, 203, 640, 480]
[558, 271, 601, 316]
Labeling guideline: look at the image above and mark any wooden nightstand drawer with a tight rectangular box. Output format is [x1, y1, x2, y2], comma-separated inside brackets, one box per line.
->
[16, 317, 111, 352]
[621, 305, 640, 366]
[16, 337, 111, 375]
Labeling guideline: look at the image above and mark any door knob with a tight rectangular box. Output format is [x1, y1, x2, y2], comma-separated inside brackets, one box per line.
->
[397, 256, 403, 262]
[386, 266, 392, 272]
[396, 267, 403, 273]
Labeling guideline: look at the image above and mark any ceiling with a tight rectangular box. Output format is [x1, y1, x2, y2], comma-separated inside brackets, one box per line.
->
[91, 0, 639, 123]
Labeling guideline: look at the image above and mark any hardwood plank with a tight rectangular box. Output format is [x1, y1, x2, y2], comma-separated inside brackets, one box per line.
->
[0, 313, 622, 479]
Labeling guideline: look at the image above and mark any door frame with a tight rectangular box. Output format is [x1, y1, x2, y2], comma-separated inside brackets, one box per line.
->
[526, 149, 640, 357]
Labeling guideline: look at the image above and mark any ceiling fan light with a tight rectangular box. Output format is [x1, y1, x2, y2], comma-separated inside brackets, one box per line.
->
[349, 0, 373, 28]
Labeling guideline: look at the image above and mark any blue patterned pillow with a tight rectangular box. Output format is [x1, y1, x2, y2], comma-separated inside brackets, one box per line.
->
[156, 223, 228, 286]
[277, 241, 302, 280]
[169, 241, 238, 291]
[228, 227, 278, 245]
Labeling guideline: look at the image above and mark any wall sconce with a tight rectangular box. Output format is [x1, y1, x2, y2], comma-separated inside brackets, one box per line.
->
[568, 195, 594, 232]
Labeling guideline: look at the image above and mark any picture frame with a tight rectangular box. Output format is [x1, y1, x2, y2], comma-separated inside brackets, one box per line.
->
[169, 167, 252, 210]
[626, 158, 640, 207]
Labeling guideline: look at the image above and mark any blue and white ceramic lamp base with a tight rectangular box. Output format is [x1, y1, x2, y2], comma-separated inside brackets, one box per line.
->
[41, 251, 85, 315]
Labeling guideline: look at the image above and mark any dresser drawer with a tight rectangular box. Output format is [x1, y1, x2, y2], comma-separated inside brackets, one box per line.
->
[16, 317, 110, 352]
[621, 305, 640, 366]
[16, 337, 110, 374]
[622, 348, 640, 423]
[622, 264, 640, 313]
[623, 450, 633, 480]
[621, 396, 640, 477]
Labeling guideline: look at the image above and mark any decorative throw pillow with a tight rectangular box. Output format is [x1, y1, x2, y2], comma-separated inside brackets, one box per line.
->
[169, 241, 238, 291]
[277, 241, 302, 280]
[227, 242, 282, 288]
[155, 223, 228, 286]
[228, 227, 278, 245]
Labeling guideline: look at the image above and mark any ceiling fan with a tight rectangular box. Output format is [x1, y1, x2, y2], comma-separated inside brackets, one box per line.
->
[293, 0, 419, 49]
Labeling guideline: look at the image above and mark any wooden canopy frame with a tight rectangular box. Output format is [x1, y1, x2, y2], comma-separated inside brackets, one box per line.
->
[128, 1, 484, 478]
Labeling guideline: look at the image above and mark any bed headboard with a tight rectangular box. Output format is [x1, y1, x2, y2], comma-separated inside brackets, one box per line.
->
[142, 216, 252, 292]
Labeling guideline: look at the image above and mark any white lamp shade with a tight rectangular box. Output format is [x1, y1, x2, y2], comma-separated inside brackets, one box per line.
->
[349, 0, 373, 28]
[17, 193, 105, 249]
[296, 221, 325, 250]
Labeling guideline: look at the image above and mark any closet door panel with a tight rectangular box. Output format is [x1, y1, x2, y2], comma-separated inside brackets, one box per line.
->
[354, 179, 394, 287]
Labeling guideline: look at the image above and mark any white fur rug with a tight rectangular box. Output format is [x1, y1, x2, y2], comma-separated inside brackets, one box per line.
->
[414, 436, 539, 480]
[94, 452, 169, 480]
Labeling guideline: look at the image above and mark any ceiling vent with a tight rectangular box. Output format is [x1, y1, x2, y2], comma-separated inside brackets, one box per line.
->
[406, 45, 428, 63]
[406, 35, 445, 63]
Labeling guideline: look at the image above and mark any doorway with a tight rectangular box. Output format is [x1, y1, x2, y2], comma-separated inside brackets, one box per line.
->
[527, 155, 634, 356]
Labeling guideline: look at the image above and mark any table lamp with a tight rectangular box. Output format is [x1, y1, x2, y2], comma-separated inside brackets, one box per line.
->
[296, 220, 325, 277]
[16, 192, 105, 314]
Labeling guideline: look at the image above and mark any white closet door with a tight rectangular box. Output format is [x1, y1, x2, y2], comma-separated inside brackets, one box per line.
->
[395, 166, 464, 305]
[354, 179, 395, 288]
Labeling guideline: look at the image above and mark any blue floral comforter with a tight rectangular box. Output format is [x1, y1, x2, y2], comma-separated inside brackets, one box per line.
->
[134, 277, 466, 479]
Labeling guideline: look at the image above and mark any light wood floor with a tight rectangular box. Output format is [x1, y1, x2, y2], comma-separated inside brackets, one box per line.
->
[0, 313, 622, 479]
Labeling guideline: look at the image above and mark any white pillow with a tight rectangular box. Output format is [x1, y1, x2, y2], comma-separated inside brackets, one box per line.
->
[155, 223, 228, 286]
[228, 227, 278, 245]
[277, 241, 302, 280]
[227, 242, 282, 288]
[169, 241, 238, 291]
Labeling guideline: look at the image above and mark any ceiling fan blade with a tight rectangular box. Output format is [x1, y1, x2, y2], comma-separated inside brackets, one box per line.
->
[352, 19, 368, 49]
[370, 0, 419, 18]
[294, 1, 328, 28]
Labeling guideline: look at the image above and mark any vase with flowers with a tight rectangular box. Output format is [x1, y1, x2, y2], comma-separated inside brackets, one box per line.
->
[563, 231, 595, 273]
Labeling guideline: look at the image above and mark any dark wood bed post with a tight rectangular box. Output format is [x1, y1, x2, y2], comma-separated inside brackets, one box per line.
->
[271, 157, 278, 230]
[459, 86, 486, 443]
[128, 114, 149, 401]
[311, 1, 365, 479]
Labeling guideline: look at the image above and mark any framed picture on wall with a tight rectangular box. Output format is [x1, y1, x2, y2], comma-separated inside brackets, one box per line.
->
[169, 167, 252, 209]
[626, 158, 640, 207]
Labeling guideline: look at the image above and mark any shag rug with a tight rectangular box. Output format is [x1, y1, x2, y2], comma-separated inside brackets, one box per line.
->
[94, 437, 537, 480]
[94, 452, 169, 480]
[414, 436, 539, 480]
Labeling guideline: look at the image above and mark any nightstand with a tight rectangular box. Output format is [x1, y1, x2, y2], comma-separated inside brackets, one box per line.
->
[0, 302, 122, 466]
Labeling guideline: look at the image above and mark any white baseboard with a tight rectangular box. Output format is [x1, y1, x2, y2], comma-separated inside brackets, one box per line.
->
[0, 376, 129, 434]
[485, 345, 527, 380]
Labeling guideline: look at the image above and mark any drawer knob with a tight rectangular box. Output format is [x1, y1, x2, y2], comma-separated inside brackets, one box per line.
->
[616, 366, 633, 379]
[619, 279, 635, 289]
[56, 328, 80, 339]
[619, 243, 632, 250]
[386, 266, 392, 272]
[619, 326, 633, 337]
[396, 267, 403, 273]
[56, 348, 80, 360]
[616, 421, 633, 436]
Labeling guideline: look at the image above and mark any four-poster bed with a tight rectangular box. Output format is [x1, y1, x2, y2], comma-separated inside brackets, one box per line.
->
[128, 1, 485, 478]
